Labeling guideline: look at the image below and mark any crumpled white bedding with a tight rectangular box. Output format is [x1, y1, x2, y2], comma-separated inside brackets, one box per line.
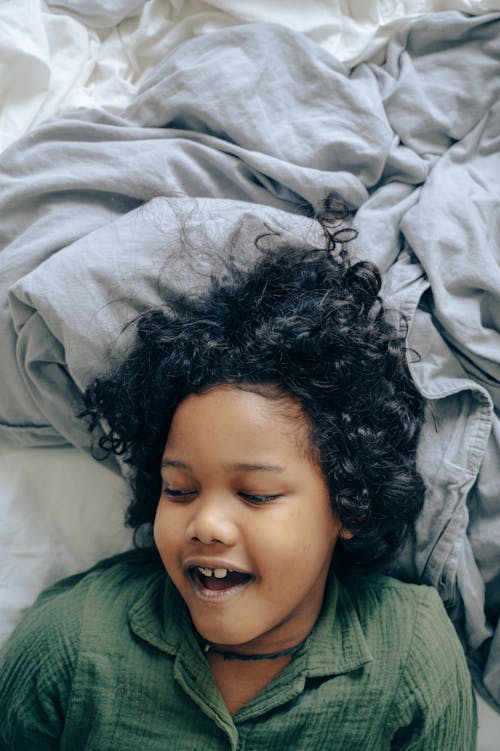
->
[0, 446, 131, 647]
[2, 0, 500, 152]
[0, 1, 499, 747]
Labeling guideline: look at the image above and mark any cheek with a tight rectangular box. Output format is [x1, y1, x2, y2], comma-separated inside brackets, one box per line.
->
[260, 505, 334, 565]
[153, 501, 177, 554]
[153, 507, 188, 585]
[295, 504, 339, 560]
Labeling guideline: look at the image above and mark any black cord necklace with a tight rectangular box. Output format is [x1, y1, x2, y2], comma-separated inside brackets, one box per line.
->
[202, 638, 307, 661]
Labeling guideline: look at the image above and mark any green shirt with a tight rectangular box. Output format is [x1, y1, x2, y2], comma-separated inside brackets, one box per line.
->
[0, 549, 477, 750]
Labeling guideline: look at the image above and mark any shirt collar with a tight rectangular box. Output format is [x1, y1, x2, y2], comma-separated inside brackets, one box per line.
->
[128, 563, 373, 678]
[304, 573, 373, 677]
[128, 566, 189, 656]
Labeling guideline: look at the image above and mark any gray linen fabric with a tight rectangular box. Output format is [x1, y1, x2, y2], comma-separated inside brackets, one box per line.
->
[0, 14, 498, 708]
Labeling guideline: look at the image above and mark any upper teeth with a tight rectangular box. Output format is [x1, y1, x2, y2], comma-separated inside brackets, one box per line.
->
[197, 566, 228, 578]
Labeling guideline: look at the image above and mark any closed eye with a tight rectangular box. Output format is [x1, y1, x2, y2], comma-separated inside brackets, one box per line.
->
[238, 492, 281, 505]
[162, 487, 195, 499]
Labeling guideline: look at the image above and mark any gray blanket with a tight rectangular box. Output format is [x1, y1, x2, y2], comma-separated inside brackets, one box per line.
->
[0, 13, 499, 708]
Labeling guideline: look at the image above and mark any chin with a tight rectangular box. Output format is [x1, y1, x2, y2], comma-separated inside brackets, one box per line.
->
[193, 618, 254, 649]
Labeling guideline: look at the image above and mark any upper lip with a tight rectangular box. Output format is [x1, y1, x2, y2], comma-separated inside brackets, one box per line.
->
[183, 558, 252, 575]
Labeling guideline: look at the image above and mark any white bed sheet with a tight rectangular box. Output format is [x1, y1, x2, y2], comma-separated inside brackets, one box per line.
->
[0, 446, 131, 648]
[2, 0, 500, 151]
[0, 1, 499, 746]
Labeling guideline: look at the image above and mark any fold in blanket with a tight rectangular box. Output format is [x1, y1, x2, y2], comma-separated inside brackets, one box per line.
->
[0, 13, 499, 709]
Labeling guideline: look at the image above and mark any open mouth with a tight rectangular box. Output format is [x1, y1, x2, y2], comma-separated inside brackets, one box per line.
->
[188, 566, 253, 593]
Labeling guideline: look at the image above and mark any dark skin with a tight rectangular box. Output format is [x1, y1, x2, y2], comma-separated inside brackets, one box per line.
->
[154, 386, 352, 715]
[206, 652, 293, 715]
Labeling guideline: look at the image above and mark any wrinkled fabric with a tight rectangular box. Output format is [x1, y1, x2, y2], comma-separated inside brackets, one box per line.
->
[4, 1, 500, 151]
[0, 15, 499, 708]
[0, 446, 132, 647]
[46, 0, 145, 28]
[0, 550, 477, 750]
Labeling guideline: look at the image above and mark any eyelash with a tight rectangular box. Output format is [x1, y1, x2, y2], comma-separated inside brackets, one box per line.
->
[162, 488, 193, 500]
[162, 488, 280, 505]
[239, 492, 280, 505]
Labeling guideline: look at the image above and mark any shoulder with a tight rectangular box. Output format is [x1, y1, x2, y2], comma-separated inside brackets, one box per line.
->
[41, 548, 166, 649]
[62, 546, 163, 607]
[344, 573, 446, 630]
[341, 574, 476, 747]
[0, 547, 162, 665]
[343, 573, 464, 665]
[23, 547, 163, 633]
[0, 548, 164, 748]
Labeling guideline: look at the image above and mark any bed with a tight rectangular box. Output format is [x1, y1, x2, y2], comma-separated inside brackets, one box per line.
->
[0, 1, 499, 747]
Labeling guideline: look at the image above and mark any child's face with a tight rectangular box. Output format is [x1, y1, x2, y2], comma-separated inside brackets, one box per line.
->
[154, 384, 343, 654]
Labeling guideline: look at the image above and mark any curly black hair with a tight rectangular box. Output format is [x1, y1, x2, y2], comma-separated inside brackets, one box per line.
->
[82, 203, 425, 574]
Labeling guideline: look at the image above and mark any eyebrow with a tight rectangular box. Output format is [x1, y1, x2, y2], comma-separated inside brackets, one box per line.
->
[225, 462, 285, 473]
[161, 460, 191, 470]
[160, 459, 284, 473]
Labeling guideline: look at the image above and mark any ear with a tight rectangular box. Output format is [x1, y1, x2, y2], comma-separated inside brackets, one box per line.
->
[340, 527, 354, 540]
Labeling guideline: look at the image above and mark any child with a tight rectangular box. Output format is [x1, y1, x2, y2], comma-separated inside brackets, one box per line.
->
[0, 211, 476, 749]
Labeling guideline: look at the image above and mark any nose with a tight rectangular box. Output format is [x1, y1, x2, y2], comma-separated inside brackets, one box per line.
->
[185, 494, 238, 547]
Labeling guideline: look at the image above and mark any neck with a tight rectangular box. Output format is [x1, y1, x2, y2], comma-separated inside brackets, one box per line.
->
[201, 637, 308, 661]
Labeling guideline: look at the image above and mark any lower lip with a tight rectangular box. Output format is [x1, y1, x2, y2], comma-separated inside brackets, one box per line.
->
[187, 571, 253, 602]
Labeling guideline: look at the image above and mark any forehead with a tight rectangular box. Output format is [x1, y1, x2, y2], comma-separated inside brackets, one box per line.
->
[165, 385, 312, 459]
